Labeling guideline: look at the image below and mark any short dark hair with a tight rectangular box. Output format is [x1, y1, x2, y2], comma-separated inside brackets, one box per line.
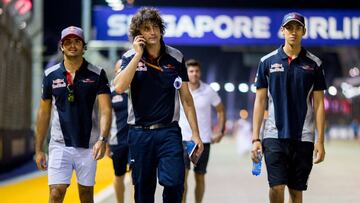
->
[186, 59, 201, 69]
[128, 7, 166, 41]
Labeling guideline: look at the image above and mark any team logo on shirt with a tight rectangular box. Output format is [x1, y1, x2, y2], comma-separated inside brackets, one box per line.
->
[164, 64, 175, 69]
[112, 95, 123, 103]
[82, 78, 96, 83]
[301, 65, 314, 71]
[52, 79, 66, 89]
[136, 61, 147, 71]
[270, 63, 284, 73]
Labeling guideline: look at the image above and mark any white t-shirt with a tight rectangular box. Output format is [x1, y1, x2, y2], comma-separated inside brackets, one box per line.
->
[179, 81, 221, 143]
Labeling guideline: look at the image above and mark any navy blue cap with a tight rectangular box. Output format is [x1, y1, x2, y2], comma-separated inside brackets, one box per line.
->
[281, 12, 305, 27]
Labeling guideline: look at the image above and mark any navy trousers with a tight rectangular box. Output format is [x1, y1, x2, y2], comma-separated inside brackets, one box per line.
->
[128, 125, 185, 203]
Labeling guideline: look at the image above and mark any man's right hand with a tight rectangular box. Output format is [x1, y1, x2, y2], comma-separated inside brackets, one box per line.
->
[133, 35, 146, 55]
[35, 151, 47, 170]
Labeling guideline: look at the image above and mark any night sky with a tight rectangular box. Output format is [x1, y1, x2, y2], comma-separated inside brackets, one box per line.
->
[44, 0, 81, 56]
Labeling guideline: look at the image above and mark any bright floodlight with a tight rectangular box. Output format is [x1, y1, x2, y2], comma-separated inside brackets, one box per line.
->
[349, 67, 360, 77]
[19, 22, 27, 29]
[328, 86, 337, 96]
[112, 5, 124, 11]
[250, 84, 257, 93]
[210, 82, 220, 92]
[224, 82, 235, 92]
[238, 83, 249, 93]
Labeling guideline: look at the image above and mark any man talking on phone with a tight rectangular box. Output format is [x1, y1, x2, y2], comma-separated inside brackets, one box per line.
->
[114, 7, 203, 203]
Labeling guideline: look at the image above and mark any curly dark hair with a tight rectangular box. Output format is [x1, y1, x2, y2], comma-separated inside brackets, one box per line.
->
[128, 7, 166, 41]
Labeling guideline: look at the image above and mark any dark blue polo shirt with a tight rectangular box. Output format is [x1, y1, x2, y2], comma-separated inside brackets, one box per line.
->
[255, 45, 327, 141]
[109, 87, 129, 150]
[42, 60, 110, 148]
[120, 42, 188, 126]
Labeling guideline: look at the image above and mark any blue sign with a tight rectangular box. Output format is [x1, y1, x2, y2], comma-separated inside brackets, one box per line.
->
[93, 6, 360, 46]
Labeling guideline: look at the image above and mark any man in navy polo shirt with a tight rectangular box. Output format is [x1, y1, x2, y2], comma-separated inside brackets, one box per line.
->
[114, 7, 204, 203]
[35, 26, 112, 203]
[251, 12, 326, 203]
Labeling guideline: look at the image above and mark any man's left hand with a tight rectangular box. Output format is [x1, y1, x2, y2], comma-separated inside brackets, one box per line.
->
[313, 142, 325, 164]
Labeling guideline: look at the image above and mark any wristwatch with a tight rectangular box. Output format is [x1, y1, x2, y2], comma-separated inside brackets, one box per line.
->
[252, 138, 261, 144]
[98, 136, 108, 143]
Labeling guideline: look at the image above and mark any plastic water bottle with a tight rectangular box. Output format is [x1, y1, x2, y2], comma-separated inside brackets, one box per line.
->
[252, 151, 262, 176]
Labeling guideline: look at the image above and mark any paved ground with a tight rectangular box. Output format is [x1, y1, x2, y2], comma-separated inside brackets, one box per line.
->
[99, 137, 360, 203]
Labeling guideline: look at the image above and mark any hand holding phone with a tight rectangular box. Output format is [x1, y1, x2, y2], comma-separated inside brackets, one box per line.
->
[186, 140, 202, 165]
[134, 35, 146, 51]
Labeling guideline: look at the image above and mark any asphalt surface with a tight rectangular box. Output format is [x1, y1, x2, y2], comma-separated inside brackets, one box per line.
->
[99, 137, 360, 203]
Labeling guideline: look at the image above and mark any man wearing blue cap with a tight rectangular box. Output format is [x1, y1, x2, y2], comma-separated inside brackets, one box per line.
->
[35, 26, 112, 203]
[251, 12, 327, 203]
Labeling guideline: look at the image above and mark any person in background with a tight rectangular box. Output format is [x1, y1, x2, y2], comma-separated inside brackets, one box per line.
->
[179, 59, 226, 203]
[35, 26, 112, 203]
[350, 118, 359, 140]
[113, 7, 203, 203]
[252, 12, 327, 203]
[233, 109, 252, 157]
[107, 59, 134, 203]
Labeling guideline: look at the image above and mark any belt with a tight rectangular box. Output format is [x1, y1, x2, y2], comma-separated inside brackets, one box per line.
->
[130, 121, 178, 130]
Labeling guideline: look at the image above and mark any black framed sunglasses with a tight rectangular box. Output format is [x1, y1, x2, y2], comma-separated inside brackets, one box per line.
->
[67, 84, 75, 102]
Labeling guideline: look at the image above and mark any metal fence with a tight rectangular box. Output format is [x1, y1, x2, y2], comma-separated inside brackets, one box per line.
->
[0, 5, 33, 172]
[0, 10, 32, 130]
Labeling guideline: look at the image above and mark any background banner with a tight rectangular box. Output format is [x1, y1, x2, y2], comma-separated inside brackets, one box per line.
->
[93, 6, 360, 46]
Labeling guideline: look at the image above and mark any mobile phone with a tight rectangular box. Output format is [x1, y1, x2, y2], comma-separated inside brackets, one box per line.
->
[186, 140, 201, 165]
[136, 35, 146, 49]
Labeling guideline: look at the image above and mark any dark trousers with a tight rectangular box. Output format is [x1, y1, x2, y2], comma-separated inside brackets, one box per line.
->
[128, 125, 185, 203]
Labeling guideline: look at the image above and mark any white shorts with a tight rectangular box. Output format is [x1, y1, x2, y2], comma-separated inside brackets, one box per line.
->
[48, 144, 97, 186]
